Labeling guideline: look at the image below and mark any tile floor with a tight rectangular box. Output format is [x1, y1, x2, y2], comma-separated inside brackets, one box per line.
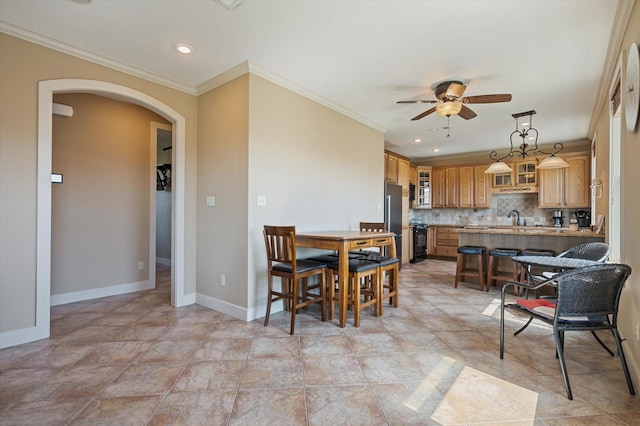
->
[1, 260, 638, 425]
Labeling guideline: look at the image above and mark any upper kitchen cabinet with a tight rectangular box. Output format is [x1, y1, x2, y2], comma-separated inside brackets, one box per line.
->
[398, 158, 411, 195]
[415, 166, 432, 208]
[384, 152, 398, 184]
[538, 153, 590, 208]
[432, 166, 458, 208]
[491, 160, 538, 187]
[516, 160, 537, 185]
[385, 150, 411, 187]
[459, 164, 491, 208]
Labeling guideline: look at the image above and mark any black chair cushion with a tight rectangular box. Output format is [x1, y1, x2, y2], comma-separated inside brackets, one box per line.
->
[523, 249, 555, 256]
[306, 255, 339, 264]
[359, 252, 400, 266]
[458, 245, 486, 255]
[489, 248, 522, 257]
[327, 259, 379, 273]
[273, 259, 327, 273]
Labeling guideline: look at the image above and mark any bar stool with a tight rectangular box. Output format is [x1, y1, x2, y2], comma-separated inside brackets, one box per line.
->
[326, 258, 381, 327]
[454, 245, 487, 291]
[487, 248, 522, 292]
[358, 252, 399, 316]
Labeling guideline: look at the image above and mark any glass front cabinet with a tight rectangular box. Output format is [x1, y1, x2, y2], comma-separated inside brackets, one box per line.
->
[416, 166, 432, 208]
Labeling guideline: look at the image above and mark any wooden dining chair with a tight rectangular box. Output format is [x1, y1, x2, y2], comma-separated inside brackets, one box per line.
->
[356, 221, 399, 314]
[263, 225, 327, 335]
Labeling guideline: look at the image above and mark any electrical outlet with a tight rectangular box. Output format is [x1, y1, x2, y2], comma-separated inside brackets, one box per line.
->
[220, 274, 226, 287]
[138, 261, 144, 270]
[257, 195, 267, 206]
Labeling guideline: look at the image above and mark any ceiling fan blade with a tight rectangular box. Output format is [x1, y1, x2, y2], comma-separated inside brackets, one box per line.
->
[411, 106, 437, 121]
[462, 94, 512, 104]
[397, 100, 438, 104]
[458, 105, 477, 120]
[446, 82, 466, 98]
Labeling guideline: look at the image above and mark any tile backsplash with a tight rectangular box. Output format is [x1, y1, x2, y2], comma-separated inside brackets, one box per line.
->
[410, 193, 577, 227]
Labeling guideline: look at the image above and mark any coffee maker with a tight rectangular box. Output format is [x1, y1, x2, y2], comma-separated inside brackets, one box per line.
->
[552, 210, 564, 227]
[574, 210, 591, 228]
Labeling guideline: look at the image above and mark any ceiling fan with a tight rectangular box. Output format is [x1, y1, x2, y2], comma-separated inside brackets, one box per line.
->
[397, 80, 512, 121]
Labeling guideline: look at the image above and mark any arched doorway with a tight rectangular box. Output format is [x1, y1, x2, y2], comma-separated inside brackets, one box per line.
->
[36, 79, 188, 340]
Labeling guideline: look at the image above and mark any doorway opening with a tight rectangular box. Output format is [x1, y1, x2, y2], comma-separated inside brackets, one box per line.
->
[36, 79, 188, 343]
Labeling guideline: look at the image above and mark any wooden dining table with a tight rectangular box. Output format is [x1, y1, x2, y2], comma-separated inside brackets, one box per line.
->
[296, 230, 397, 327]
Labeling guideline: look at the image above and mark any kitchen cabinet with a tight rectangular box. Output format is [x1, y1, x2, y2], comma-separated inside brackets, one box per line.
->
[433, 225, 463, 258]
[516, 160, 537, 185]
[459, 166, 474, 208]
[474, 164, 491, 208]
[431, 167, 446, 208]
[459, 165, 491, 208]
[409, 165, 416, 186]
[415, 166, 432, 208]
[445, 167, 458, 207]
[538, 154, 590, 208]
[427, 225, 437, 255]
[432, 167, 458, 208]
[384, 152, 398, 184]
[491, 160, 538, 188]
[398, 158, 410, 196]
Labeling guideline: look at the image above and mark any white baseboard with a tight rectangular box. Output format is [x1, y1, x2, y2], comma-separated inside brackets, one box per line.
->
[0, 324, 49, 349]
[50, 280, 154, 306]
[196, 292, 247, 320]
[156, 257, 171, 266]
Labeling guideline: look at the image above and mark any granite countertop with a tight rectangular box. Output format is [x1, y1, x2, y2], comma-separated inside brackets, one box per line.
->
[458, 225, 602, 237]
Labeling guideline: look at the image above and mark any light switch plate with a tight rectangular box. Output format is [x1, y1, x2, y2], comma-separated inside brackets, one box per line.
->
[206, 195, 215, 207]
[257, 195, 267, 206]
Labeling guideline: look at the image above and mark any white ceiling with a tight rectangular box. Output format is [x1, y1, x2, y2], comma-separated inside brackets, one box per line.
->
[0, 0, 628, 160]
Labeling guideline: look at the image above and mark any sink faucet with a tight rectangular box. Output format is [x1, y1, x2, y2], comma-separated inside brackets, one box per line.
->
[507, 209, 521, 226]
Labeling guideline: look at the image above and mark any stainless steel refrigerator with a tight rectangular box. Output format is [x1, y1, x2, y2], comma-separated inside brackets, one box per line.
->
[384, 183, 403, 266]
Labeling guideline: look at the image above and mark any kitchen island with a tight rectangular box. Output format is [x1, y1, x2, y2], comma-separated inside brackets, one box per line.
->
[458, 226, 604, 254]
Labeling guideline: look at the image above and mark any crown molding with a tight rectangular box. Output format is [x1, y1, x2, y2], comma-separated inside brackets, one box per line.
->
[197, 61, 388, 134]
[2, 22, 387, 133]
[0, 22, 197, 96]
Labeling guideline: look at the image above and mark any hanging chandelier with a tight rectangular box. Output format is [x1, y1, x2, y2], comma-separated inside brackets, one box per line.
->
[485, 110, 569, 174]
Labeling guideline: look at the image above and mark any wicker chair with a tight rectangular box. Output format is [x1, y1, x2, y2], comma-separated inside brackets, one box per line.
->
[539, 242, 610, 281]
[500, 263, 635, 400]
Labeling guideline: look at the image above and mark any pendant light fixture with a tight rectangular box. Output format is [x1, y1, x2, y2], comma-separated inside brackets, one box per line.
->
[485, 110, 569, 174]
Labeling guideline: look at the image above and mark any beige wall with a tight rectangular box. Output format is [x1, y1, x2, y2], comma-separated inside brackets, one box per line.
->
[592, 1, 640, 386]
[0, 34, 198, 334]
[51, 93, 168, 295]
[247, 74, 384, 315]
[196, 75, 250, 309]
[195, 73, 385, 317]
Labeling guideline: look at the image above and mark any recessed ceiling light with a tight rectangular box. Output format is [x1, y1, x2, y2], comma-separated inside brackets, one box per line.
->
[214, 0, 243, 10]
[432, 148, 440, 152]
[174, 43, 195, 55]
[413, 138, 422, 143]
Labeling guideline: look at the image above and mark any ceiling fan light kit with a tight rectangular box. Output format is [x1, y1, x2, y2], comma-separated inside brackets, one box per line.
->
[398, 80, 512, 121]
[486, 110, 569, 174]
[436, 101, 462, 117]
